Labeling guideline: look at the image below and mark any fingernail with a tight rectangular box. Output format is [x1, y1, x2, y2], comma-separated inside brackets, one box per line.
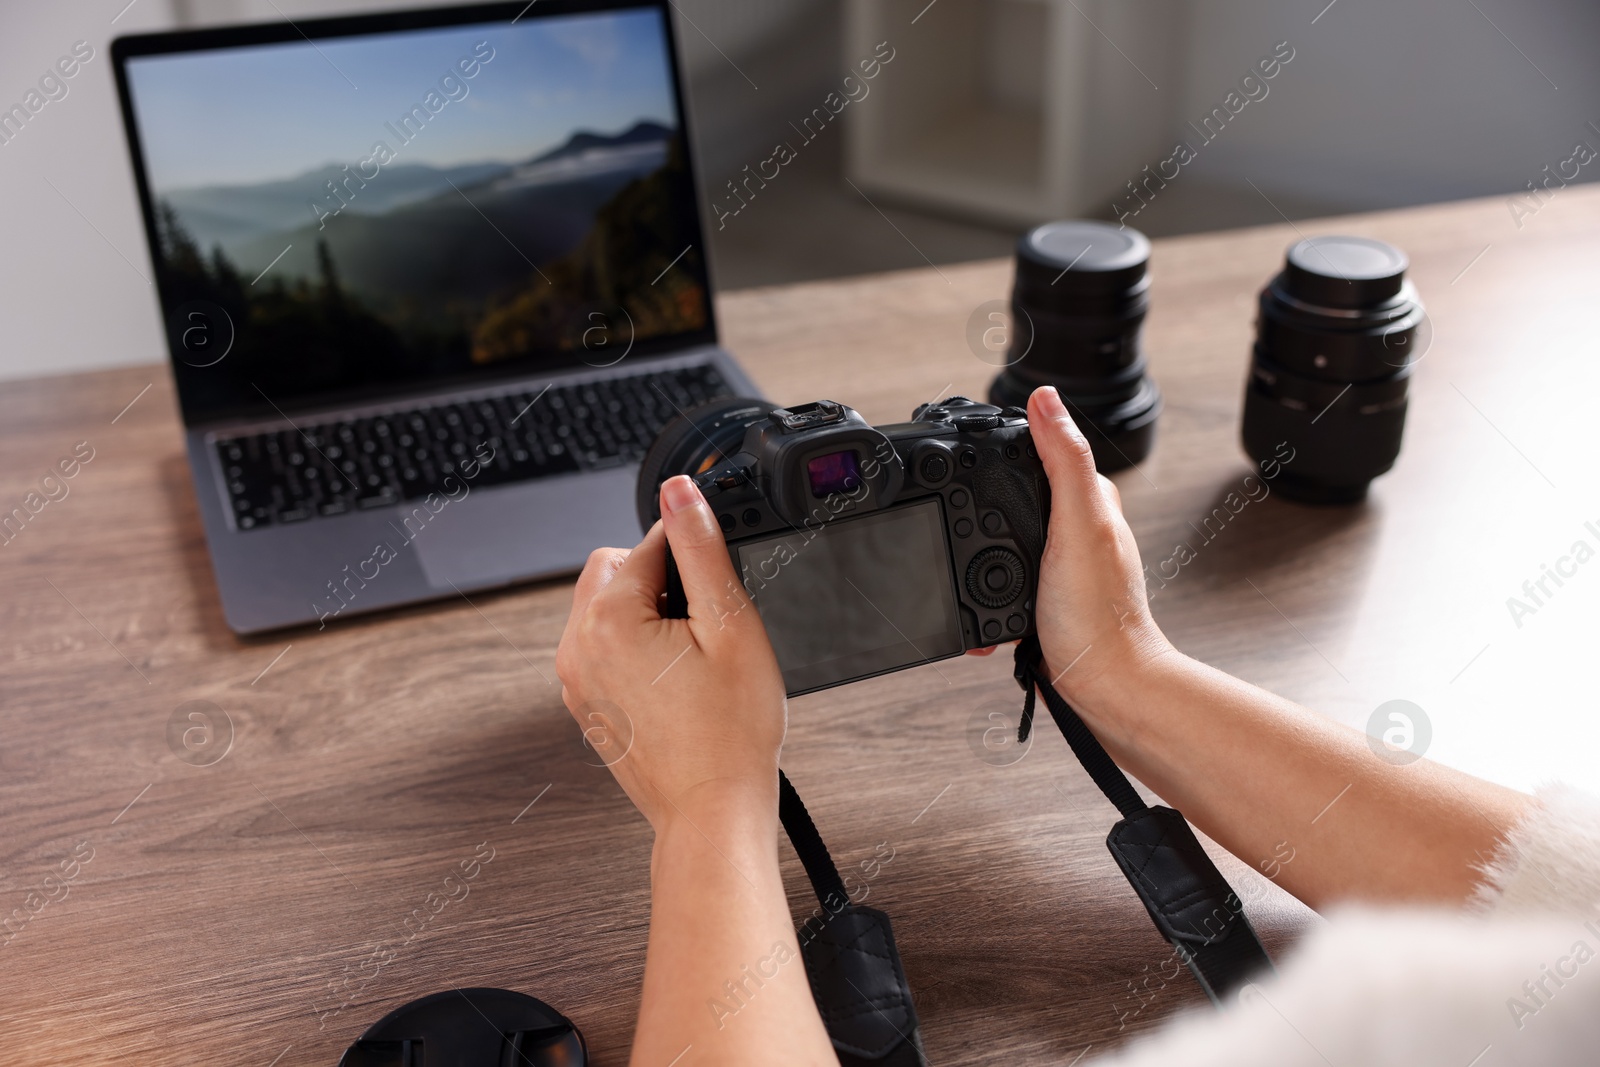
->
[1036, 386, 1080, 434]
[661, 475, 702, 515]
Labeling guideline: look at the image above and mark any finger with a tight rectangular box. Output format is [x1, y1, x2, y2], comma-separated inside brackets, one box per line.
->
[1097, 473, 1124, 512]
[1028, 386, 1118, 537]
[659, 474, 750, 629]
[598, 521, 669, 617]
[563, 546, 630, 646]
[965, 646, 999, 657]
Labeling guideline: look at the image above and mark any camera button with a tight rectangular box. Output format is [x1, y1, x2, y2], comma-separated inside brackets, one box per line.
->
[717, 513, 736, 533]
[958, 448, 978, 469]
[949, 488, 969, 509]
[742, 508, 762, 527]
[954, 518, 974, 538]
[982, 619, 1003, 641]
[1006, 612, 1026, 634]
[966, 547, 1026, 609]
[919, 453, 950, 484]
[981, 510, 1004, 535]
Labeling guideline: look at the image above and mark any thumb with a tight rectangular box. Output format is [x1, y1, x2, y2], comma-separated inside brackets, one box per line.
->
[1028, 386, 1116, 536]
[659, 475, 750, 630]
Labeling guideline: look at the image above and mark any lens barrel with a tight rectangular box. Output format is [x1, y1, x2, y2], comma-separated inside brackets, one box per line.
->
[989, 220, 1161, 472]
[634, 396, 777, 530]
[1242, 235, 1423, 503]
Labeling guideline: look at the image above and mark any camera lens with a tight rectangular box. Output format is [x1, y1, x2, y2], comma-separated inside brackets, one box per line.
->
[635, 396, 776, 530]
[988, 220, 1161, 472]
[1242, 235, 1424, 503]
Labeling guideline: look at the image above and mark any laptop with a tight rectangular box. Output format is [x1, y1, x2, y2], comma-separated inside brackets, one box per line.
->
[112, 0, 758, 634]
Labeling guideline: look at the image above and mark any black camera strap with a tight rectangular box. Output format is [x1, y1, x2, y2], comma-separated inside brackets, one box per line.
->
[1012, 636, 1274, 1003]
[775, 640, 1272, 1063]
[778, 771, 927, 1067]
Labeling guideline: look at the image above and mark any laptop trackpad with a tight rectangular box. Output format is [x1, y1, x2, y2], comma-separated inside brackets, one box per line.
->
[412, 468, 643, 589]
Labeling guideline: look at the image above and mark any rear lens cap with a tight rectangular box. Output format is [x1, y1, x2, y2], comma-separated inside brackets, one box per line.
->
[1284, 236, 1409, 309]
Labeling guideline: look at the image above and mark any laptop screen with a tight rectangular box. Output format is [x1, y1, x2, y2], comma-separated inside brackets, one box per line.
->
[118, 2, 712, 424]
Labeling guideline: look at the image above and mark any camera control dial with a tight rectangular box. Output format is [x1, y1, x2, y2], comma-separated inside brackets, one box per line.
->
[966, 547, 1026, 609]
[954, 412, 1001, 431]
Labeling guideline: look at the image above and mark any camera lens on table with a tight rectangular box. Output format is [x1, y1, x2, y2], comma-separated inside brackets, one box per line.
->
[988, 220, 1161, 472]
[1242, 235, 1424, 503]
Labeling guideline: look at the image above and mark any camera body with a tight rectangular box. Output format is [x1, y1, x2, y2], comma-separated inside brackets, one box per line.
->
[642, 396, 1050, 696]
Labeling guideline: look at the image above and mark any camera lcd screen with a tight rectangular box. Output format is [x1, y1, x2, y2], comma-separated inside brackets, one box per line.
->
[734, 499, 963, 695]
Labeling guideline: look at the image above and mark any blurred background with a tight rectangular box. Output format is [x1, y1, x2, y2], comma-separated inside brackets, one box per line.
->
[2, 0, 1597, 381]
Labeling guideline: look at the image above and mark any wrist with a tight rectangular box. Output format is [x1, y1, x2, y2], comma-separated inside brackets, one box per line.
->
[1054, 629, 1187, 747]
[651, 777, 779, 860]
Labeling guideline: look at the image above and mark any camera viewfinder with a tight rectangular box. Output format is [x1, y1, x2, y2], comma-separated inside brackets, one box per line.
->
[806, 450, 862, 496]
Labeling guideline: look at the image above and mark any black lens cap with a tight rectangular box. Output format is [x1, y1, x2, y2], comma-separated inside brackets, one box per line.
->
[1016, 221, 1150, 295]
[339, 987, 585, 1067]
[1283, 235, 1408, 309]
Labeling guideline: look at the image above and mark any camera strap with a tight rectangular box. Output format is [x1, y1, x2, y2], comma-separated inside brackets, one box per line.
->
[774, 639, 1271, 1061]
[778, 770, 928, 1067]
[1012, 636, 1274, 1002]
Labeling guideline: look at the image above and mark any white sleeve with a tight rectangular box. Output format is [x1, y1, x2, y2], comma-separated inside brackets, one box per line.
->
[1088, 785, 1600, 1067]
[1090, 910, 1600, 1067]
[1472, 783, 1600, 917]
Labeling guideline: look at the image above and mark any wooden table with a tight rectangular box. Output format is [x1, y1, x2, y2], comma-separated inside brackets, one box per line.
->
[5, 186, 1599, 1065]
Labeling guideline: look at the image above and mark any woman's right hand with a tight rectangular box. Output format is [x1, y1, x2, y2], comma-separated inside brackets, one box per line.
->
[554, 475, 789, 837]
[1026, 386, 1173, 710]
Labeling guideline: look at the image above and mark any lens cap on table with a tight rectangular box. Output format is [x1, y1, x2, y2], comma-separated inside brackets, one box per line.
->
[338, 987, 585, 1067]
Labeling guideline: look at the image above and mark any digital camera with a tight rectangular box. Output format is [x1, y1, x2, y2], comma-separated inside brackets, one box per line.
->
[636, 396, 1050, 695]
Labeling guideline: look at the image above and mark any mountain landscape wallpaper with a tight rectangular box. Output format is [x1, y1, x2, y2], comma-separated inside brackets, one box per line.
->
[124, 11, 707, 409]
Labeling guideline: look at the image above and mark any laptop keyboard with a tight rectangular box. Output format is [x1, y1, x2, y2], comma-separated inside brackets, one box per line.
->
[215, 363, 731, 530]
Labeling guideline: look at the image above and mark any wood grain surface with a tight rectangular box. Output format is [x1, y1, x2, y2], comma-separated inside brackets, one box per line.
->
[4, 185, 1599, 1066]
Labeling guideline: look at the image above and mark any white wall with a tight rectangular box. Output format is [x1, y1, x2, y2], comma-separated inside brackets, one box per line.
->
[1172, 0, 1600, 208]
[0, 0, 181, 381]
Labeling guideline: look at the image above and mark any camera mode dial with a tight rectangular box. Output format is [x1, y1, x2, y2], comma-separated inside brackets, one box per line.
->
[954, 413, 1001, 431]
[966, 547, 1027, 609]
